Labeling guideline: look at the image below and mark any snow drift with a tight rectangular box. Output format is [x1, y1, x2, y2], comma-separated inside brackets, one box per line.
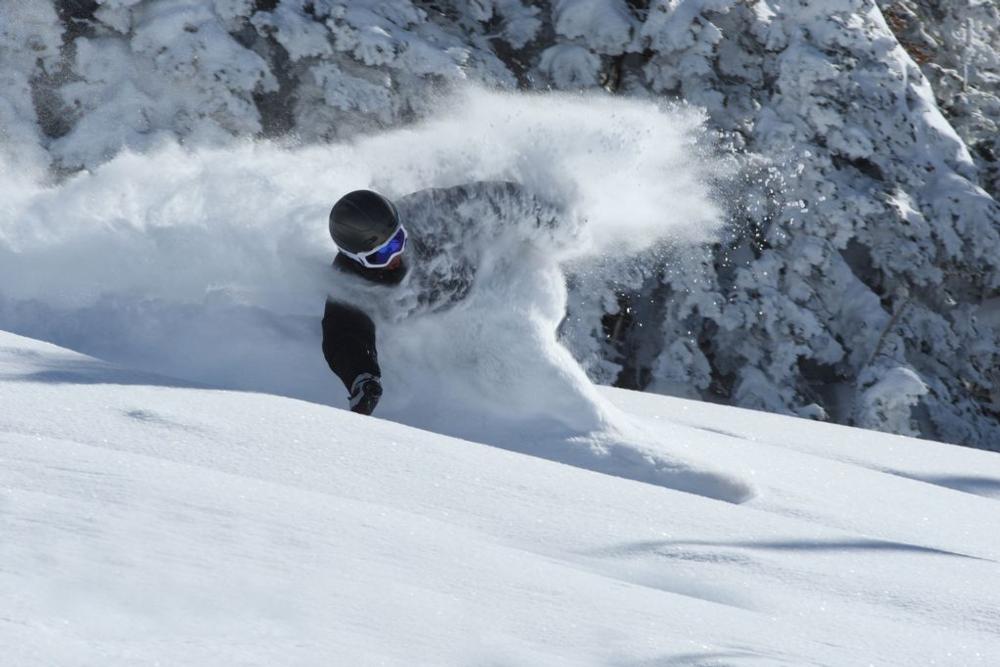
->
[0, 87, 750, 502]
[5, 330, 1000, 665]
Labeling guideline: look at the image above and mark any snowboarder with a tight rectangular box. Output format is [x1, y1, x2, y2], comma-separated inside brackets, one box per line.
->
[323, 181, 558, 416]
[323, 189, 407, 416]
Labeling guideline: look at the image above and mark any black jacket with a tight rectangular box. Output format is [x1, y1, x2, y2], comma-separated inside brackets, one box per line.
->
[322, 181, 560, 392]
[322, 251, 407, 393]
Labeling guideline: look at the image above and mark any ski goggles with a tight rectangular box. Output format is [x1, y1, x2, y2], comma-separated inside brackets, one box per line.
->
[339, 225, 407, 269]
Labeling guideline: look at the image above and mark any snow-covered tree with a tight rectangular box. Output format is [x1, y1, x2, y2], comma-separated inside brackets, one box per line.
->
[5, 0, 1000, 448]
[552, 0, 1000, 446]
[49, 1, 277, 169]
[0, 1, 63, 176]
[249, 0, 522, 142]
[880, 0, 1000, 200]
[35, 1, 524, 166]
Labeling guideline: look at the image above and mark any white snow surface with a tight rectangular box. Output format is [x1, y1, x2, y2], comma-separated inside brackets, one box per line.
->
[4, 330, 1000, 665]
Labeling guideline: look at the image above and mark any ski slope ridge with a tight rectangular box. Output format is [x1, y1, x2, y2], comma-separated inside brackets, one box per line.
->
[4, 331, 1000, 665]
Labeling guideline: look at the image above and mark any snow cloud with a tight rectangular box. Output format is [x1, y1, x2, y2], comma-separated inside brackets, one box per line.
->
[1, 86, 723, 308]
[0, 87, 742, 499]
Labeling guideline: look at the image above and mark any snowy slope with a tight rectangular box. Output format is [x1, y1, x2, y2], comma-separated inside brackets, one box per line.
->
[4, 330, 1000, 666]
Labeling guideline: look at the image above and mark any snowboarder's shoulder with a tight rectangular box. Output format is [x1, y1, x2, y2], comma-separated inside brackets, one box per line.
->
[398, 180, 523, 204]
[397, 181, 558, 220]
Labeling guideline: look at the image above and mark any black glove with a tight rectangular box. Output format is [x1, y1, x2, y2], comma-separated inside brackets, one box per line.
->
[349, 374, 382, 416]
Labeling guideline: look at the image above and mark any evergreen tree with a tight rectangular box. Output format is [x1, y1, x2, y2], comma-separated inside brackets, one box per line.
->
[5, 0, 1000, 447]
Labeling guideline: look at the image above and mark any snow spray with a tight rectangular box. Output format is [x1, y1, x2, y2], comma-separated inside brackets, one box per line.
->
[0, 87, 751, 502]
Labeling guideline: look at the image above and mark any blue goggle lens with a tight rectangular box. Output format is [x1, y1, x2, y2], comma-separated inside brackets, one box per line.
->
[364, 226, 407, 266]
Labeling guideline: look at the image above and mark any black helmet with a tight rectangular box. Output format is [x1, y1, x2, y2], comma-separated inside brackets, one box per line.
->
[329, 189, 400, 254]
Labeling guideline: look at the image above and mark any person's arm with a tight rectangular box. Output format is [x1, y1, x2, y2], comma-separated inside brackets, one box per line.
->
[322, 299, 382, 414]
